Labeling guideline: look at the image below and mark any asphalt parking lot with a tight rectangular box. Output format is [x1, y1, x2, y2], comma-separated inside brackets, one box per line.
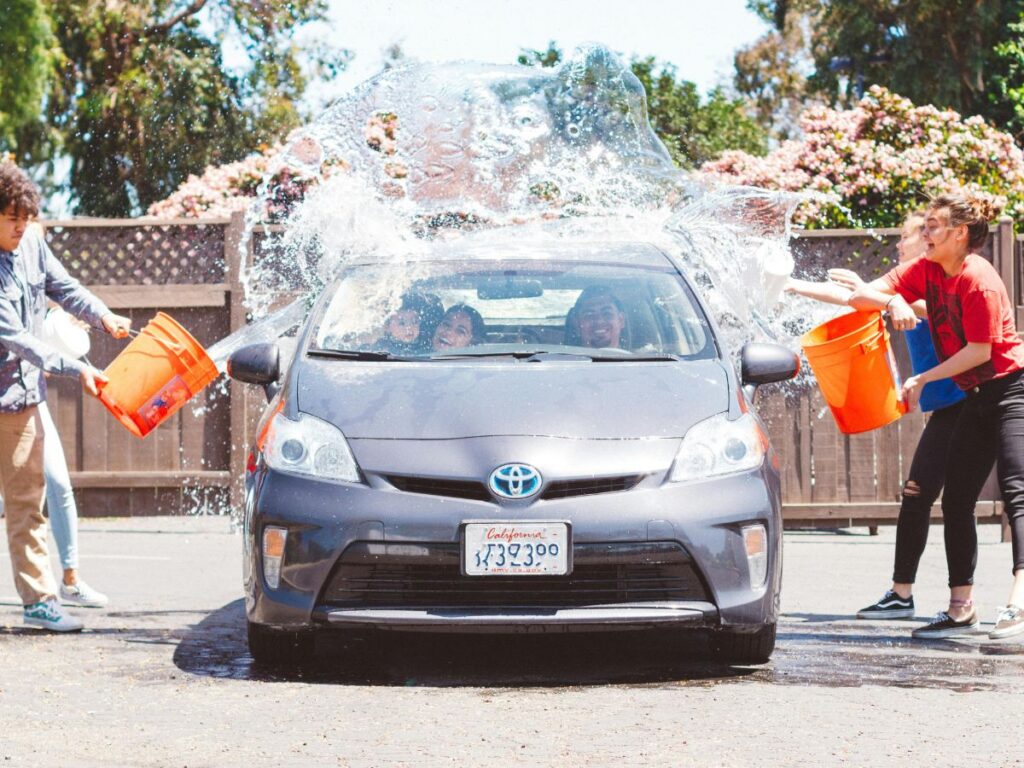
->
[1, 517, 1021, 767]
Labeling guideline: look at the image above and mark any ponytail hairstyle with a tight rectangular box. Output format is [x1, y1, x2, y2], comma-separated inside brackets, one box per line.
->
[926, 190, 1002, 252]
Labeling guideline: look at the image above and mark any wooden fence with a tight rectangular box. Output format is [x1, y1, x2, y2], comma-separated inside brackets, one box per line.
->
[36, 213, 1021, 528]
[42, 216, 242, 517]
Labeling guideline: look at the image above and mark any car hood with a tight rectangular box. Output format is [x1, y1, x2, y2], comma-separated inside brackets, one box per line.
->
[294, 359, 731, 440]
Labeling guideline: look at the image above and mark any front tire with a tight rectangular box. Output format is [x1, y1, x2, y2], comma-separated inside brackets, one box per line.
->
[711, 623, 776, 665]
[247, 621, 315, 667]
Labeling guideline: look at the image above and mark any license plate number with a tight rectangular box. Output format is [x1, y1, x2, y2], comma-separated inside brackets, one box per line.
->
[463, 522, 570, 576]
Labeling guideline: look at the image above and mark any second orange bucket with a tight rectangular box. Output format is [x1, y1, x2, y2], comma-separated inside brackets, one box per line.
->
[800, 311, 905, 434]
[98, 312, 219, 438]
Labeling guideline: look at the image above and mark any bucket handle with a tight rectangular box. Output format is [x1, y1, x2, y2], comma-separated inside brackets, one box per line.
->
[144, 331, 187, 356]
[857, 333, 887, 355]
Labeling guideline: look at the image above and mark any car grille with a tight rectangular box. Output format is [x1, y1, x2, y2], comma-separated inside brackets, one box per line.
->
[542, 475, 643, 499]
[385, 474, 644, 502]
[387, 476, 492, 502]
[319, 541, 710, 608]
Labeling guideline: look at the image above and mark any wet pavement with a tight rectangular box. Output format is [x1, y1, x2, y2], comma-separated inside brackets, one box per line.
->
[162, 597, 1024, 693]
[1, 518, 1021, 766]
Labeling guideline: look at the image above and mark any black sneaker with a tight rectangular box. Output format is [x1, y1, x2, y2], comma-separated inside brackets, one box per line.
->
[911, 610, 981, 639]
[856, 590, 915, 619]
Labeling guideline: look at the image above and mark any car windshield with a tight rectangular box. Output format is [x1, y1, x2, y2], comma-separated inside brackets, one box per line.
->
[310, 258, 716, 361]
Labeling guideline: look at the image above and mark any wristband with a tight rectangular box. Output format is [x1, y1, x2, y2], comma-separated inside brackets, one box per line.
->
[885, 295, 898, 310]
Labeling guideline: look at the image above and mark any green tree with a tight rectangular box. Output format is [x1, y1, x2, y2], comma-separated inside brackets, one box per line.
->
[737, 1, 1024, 135]
[1, 1, 346, 216]
[992, 10, 1024, 140]
[733, 0, 822, 140]
[518, 43, 767, 168]
[0, 0, 59, 152]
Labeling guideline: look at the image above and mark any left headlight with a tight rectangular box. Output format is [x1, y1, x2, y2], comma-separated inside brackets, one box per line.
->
[668, 412, 767, 484]
[262, 411, 361, 484]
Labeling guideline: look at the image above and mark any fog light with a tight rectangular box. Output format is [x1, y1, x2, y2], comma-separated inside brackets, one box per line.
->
[262, 526, 287, 589]
[742, 524, 768, 588]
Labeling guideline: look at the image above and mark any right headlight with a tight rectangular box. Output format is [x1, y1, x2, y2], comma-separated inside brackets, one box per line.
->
[668, 412, 767, 484]
[262, 411, 361, 484]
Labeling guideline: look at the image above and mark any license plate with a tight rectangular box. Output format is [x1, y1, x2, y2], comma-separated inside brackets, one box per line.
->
[462, 522, 570, 576]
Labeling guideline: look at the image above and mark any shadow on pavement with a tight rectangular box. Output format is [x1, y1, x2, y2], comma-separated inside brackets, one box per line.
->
[172, 599, 759, 687]
[0, 623, 185, 646]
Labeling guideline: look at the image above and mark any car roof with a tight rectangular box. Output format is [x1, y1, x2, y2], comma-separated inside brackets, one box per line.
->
[346, 223, 677, 270]
[426, 238, 673, 268]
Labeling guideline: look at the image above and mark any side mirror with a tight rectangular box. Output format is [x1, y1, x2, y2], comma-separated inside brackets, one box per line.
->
[740, 342, 800, 400]
[228, 343, 280, 399]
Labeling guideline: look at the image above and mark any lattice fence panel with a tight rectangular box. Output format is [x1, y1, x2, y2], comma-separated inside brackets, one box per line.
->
[792, 228, 996, 282]
[45, 223, 228, 285]
[791, 232, 900, 281]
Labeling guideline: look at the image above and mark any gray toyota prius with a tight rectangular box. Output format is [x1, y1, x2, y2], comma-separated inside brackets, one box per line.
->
[229, 230, 799, 667]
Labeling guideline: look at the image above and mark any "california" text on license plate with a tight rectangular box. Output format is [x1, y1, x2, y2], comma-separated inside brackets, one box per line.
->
[463, 522, 570, 576]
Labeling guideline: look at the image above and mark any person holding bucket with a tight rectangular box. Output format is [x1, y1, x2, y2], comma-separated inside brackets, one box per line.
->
[0, 162, 130, 632]
[787, 211, 968, 621]
[850, 191, 1024, 640]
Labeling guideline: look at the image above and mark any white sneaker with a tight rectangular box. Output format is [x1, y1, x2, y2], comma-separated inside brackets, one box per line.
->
[989, 605, 1024, 640]
[23, 597, 84, 632]
[59, 580, 109, 608]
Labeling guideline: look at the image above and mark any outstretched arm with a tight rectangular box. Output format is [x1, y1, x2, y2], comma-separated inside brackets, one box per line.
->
[784, 278, 851, 306]
[848, 278, 918, 330]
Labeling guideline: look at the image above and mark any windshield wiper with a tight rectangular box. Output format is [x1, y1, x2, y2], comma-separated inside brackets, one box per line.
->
[308, 349, 411, 361]
[429, 350, 552, 360]
[585, 353, 682, 362]
[429, 350, 681, 362]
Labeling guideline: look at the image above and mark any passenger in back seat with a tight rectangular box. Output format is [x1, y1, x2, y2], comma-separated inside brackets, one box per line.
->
[379, 293, 443, 355]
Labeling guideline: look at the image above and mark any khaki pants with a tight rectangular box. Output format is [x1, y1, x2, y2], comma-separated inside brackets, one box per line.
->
[0, 406, 55, 605]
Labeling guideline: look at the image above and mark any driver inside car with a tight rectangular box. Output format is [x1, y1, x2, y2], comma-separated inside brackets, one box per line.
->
[572, 286, 626, 349]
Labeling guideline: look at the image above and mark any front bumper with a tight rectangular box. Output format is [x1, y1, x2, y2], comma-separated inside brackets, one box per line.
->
[321, 601, 717, 633]
[244, 461, 782, 633]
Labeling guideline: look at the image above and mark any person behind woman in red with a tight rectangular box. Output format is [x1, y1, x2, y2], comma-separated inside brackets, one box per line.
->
[850, 191, 1024, 639]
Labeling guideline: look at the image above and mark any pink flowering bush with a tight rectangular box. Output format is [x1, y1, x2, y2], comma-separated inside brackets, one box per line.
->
[364, 112, 398, 156]
[147, 114, 400, 220]
[147, 147, 277, 219]
[700, 86, 1024, 228]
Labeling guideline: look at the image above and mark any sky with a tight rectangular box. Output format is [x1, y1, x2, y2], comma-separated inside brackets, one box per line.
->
[307, 0, 770, 107]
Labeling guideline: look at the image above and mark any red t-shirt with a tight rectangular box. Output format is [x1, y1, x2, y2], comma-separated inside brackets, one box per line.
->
[883, 254, 1024, 390]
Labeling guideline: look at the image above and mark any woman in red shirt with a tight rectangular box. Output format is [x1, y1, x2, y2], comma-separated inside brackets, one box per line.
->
[851, 191, 1024, 640]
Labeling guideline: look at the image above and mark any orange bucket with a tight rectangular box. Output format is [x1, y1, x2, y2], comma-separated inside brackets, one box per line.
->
[800, 311, 905, 434]
[98, 312, 219, 438]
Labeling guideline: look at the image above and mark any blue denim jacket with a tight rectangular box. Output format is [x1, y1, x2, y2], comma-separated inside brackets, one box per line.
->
[0, 227, 109, 413]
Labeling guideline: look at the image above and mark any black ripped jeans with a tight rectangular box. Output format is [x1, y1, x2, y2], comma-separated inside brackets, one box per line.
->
[892, 400, 965, 585]
[940, 369, 1024, 588]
